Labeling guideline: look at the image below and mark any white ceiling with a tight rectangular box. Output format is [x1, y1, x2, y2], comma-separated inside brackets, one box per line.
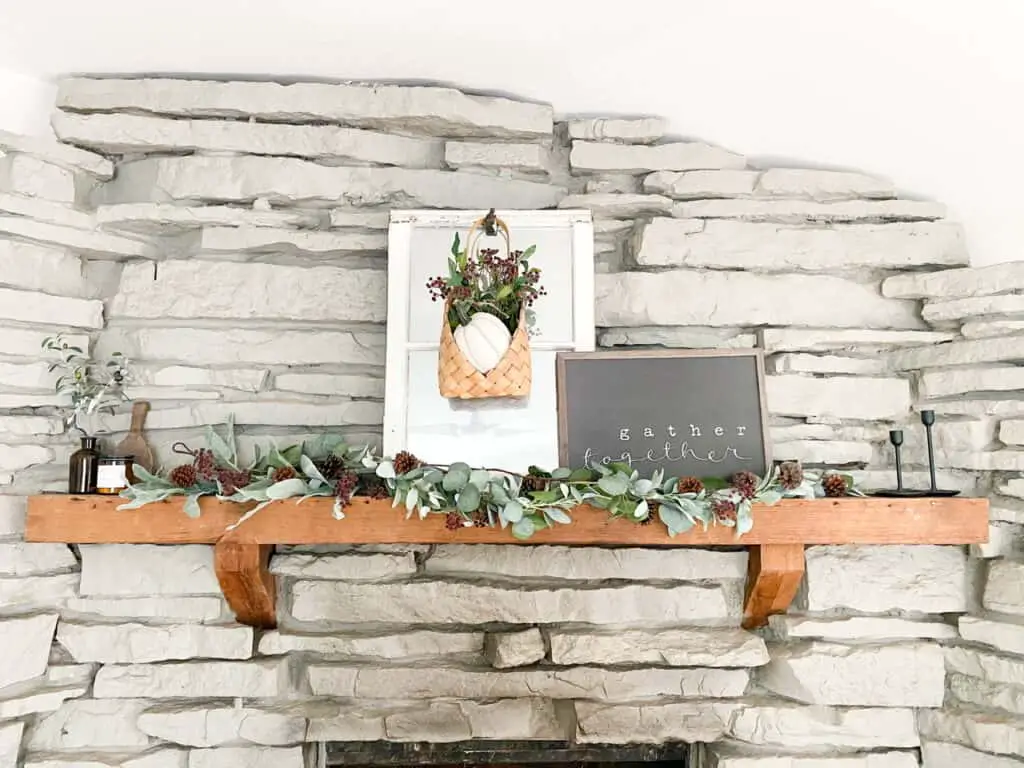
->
[1, 0, 1022, 265]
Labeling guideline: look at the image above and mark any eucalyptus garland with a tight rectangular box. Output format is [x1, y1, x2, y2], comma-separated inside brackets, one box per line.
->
[118, 417, 864, 539]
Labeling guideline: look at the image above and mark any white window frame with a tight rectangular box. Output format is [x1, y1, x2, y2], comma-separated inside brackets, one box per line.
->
[383, 209, 595, 464]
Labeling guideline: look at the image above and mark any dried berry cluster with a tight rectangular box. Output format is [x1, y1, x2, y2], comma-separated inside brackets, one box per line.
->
[168, 447, 249, 492]
[731, 470, 759, 500]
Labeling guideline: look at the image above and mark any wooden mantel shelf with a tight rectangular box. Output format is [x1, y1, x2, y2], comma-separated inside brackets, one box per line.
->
[25, 494, 989, 630]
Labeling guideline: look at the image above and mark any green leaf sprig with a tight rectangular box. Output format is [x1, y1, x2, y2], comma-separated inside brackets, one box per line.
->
[119, 421, 864, 540]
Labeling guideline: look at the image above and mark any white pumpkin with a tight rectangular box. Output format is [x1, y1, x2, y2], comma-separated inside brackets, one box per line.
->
[454, 312, 512, 373]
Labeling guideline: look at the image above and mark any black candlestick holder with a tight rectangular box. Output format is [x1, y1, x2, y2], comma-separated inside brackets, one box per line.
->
[920, 409, 960, 497]
[869, 410, 960, 498]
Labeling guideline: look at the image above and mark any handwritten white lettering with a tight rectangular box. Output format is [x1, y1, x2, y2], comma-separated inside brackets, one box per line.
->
[584, 443, 752, 469]
[643, 426, 655, 438]
[689, 424, 702, 437]
[714, 426, 724, 436]
[619, 428, 630, 441]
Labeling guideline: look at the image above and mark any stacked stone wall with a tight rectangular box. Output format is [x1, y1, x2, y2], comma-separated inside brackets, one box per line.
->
[0, 76, 1016, 767]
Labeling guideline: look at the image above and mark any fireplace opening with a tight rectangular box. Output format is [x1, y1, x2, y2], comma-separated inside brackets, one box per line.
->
[326, 741, 690, 767]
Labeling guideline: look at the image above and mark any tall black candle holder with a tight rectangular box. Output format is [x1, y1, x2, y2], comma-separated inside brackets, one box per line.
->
[869, 410, 960, 498]
[919, 409, 960, 497]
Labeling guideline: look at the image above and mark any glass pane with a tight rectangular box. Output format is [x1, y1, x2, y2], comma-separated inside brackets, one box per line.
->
[404, 350, 561, 472]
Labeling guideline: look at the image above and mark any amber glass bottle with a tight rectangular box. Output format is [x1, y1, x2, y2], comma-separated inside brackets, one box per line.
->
[68, 436, 99, 494]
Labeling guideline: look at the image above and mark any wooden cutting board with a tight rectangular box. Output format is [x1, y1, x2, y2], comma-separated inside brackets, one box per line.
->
[116, 401, 155, 472]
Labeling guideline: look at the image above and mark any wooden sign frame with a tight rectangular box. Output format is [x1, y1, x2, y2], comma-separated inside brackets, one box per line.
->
[555, 348, 772, 476]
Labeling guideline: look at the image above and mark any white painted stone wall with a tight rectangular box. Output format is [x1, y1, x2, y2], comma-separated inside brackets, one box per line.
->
[0, 76, 1017, 768]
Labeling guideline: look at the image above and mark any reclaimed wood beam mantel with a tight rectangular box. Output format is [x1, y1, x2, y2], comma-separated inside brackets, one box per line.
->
[25, 495, 989, 630]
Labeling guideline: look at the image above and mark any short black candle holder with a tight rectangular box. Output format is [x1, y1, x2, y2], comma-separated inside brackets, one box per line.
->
[869, 411, 960, 498]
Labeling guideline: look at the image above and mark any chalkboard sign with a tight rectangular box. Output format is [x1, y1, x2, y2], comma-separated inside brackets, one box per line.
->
[556, 349, 770, 479]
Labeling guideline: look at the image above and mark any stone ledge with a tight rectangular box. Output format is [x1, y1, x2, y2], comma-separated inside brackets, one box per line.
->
[575, 700, 735, 744]
[0, 664, 92, 719]
[444, 141, 548, 172]
[53, 111, 444, 168]
[768, 616, 958, 642]
[706, 747, 919, 767]
[27, 698, 151, 751]
[884, 261, 1024, 300]
[548, 628, 769, 668]
[197, 226, 386, 257]
[308, 698, 566, 742]
[92, 660, 290, 699]
[100, 156, 565, 209]
[100, 327, 386, 367]
[189, 746, 304, 768]
[673, 198, 945, 223]
[57, 77, 554, 138]
[308, 664, 749, 701]
[269, 552, 415, 581]
[422, 544, 747, 582]
[79, 545, 220, 597]
[57, 623, 253, 663]
[258, 629, 482, 659]
[0, 287, 103, 330]
[567, 117, 667, 144]
[0, 127, 112, 178]
[730, 704, 920, 751]
[137, 704, 307, 747]
[766, 375, 911, 422]
[0, 614, 58, 689]
[0, 214, 152, 260]
[571, 141, 745, 173]
[918, 708, 1024, 757]
[757, 641, 946, 707]
[959, 616, 1024, 656]
[110, 260, 386, 324]
[761, 328, 955, 353]
[805, 545, 967, 614]
[596, 271, 922, 329]
[633, 218, 965, 271]
[484, 628, 545, 669]
[921, 741, 1024, 768]
[290, 580, 738, 625]
[95, 202, 324, 234]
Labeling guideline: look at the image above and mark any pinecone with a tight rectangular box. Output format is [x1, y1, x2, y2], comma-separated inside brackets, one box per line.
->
[639, 500, 659, 525]
[711, 498, 738, 524]
[822, 472, 849, 498]
[731, 470, 759, 500]
[271, 465, 297, 483]
[193, 448, 217, 481]
[392, 450, 423, 476]
[169, 464, 198, 489]
[521, 473, 551, 493]
[472, 511, 489, 528]
[677, 476, 704, 495]
[317, 454, 345, 480]
[217, 469, 251, 495]
[778, 461, 805, 491]
[444, 512, 463, 530]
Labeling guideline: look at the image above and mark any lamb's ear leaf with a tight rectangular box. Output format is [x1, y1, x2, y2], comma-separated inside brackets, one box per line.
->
[183, 492, 203, 519]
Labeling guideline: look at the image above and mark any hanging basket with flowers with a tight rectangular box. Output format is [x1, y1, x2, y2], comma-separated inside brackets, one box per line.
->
[427, 210, 544, 400]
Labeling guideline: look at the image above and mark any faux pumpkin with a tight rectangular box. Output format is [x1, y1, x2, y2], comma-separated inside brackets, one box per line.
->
[453, 311, 512, 373]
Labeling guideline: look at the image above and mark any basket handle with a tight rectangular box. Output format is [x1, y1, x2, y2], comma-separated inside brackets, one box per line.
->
[464, 208, 511, 261]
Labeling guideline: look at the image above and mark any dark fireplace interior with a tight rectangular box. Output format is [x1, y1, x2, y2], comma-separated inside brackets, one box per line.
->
[326, 741, 690, 767]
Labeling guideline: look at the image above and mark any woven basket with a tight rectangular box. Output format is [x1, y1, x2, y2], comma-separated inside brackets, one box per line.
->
[436, 213, 532, 400]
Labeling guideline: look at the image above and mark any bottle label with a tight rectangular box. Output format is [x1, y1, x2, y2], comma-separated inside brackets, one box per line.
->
[96, 463, 128, 490]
